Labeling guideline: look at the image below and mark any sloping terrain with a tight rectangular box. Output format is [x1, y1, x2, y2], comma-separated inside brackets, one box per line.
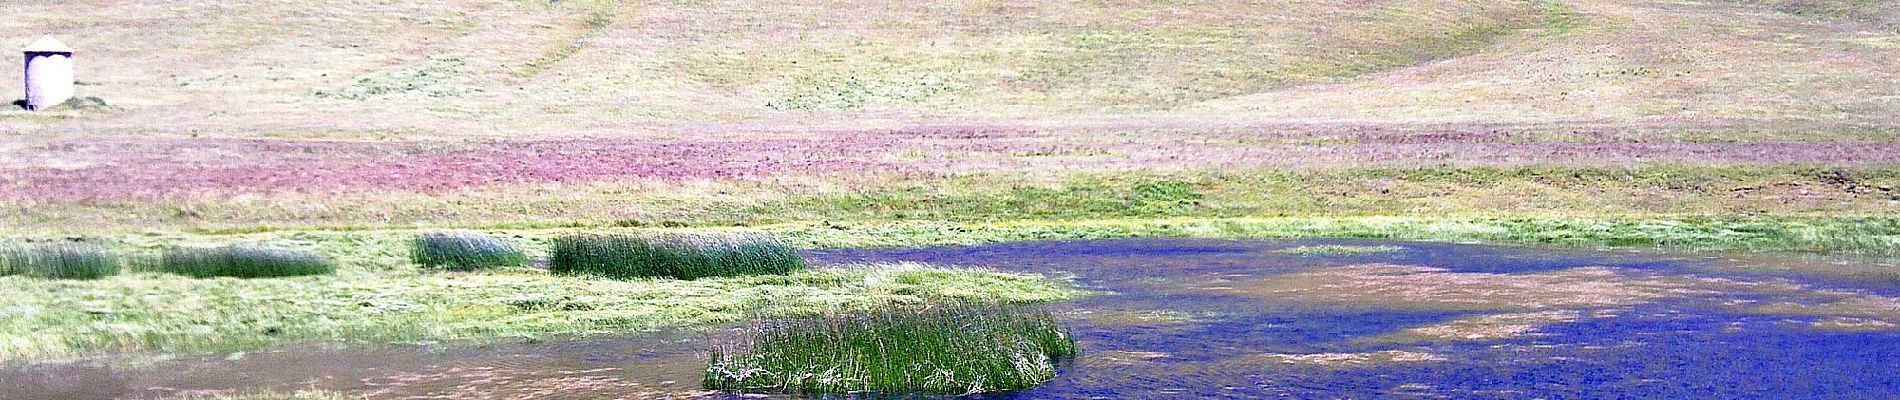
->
[0, 0, 1892, 138]
[1740, 0, 1898, 33]
[0, 0, 1585, 136]
[1188, 0, 1900, 124]
[0, 0, 1897, 231]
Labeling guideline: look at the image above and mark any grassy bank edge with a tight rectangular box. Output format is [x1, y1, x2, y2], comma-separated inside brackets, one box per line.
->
[6, 215, 1894, 271]
[9, 164, 1898, 235]
[765, 216, 1900, 258]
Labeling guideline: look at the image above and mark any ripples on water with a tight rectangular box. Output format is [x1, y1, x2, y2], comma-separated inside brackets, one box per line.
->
[5, 238, 1899, 399]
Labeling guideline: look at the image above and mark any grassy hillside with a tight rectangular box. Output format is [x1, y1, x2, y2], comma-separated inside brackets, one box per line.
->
[1740, 0, 1899, 32]
[1188, 0, 1900, 123]
[7, 0, 1892, 137]
[0, 0, 1895, 240]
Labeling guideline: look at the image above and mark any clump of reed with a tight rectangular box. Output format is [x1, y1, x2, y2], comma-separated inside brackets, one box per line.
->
[0, 243, 120, 280]
[705, 304, 1077, 395]
[549, 232, 805, 280]
[160, 245, 335, 278]
[410, 231, 528, 271]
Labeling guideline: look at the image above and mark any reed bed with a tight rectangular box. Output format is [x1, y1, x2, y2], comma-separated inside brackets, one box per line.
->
[411, 231, 528, 271]
[161, 245, 335, 278]
[0, 243, 120, 280]
[549, 232, 805, 280]
[705, 305, 1077, 395]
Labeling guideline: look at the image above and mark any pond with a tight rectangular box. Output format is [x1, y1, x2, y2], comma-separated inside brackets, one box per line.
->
[5, 238, 1900, 398]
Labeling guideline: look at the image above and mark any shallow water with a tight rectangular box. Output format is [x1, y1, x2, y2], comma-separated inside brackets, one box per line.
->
[5, 238, 1900, 399]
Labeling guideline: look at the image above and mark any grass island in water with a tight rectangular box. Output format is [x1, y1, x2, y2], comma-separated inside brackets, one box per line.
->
[707, 304, 1078, 395]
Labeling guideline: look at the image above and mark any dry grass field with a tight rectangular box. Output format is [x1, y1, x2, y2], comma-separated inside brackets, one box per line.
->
[0, 0, 1558, 136]
[0, 0, 1889, 133]
[0, 0, 1894, 235]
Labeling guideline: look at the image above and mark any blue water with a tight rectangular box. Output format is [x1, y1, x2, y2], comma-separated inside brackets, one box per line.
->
[5, 238, 1898, 399]
[806, 238, 1900, 399]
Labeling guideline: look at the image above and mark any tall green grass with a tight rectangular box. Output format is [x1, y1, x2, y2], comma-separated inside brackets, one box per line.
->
[0, 244, 120, 280]
[549, 232, 805, 280]
[161, 245, 335, 278]
[706, 305, 1077, 395]
[411, 231, 528, 271]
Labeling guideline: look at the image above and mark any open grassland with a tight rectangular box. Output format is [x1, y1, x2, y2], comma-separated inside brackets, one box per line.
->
[0, 0, 1894, 136]
[4, 165, 1895, 234]
[1734, 0, 1899, 33]
[0, 0, 1563, 136]
[2, 125, 1898, 202]
[1186, 0, 1900, 123]
[0, 0, 1894, 252]
[0, 258, 1077, 363]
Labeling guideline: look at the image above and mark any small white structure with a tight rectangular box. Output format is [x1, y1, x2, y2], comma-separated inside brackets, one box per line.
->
[22, 36, 74, 111]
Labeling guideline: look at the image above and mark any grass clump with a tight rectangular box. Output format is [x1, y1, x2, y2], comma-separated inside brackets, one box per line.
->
[0, 243, 119, 280]
[1273, 244, 1406, 256]
[550, 232, 805, 280]
[161, 245, 336, 278]
[706, 305, 1077, 395]
[411, 231, 528, 271]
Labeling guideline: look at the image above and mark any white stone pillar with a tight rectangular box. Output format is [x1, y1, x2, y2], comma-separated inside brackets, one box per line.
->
[22, 36, 74, 111]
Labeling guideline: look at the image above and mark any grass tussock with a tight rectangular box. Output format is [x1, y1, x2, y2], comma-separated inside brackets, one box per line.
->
[0, 243, 119, 280]
[411, 231, 528, 271]
[161, 245, 336, 278]
[1273, 245, 1406, 256]
[706, 305, 1077, 395]
[550, 232, 805, 280]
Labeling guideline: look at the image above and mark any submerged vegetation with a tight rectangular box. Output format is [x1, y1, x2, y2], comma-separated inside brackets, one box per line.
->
[0, 243, 119, 280]
[157, 390, 345, 400]
[411, 231, 528, 271]
[161, 245, 336, 278]
[1274, 245, 1406, 256]
[551, 232, 806, 280]
[706, 304, 1077, 395]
